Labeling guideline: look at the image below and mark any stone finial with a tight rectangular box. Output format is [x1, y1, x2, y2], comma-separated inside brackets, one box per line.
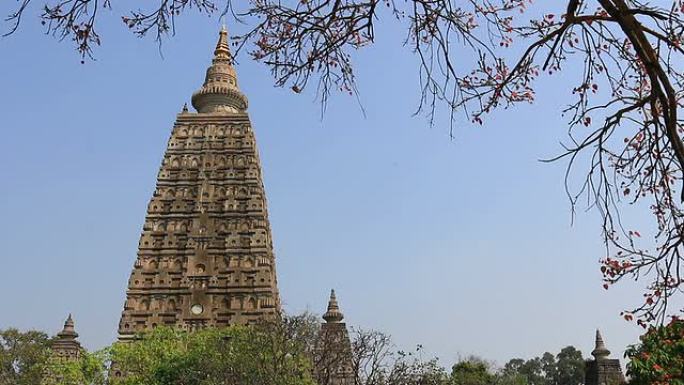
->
[191, 27, 248, 113]
[182, 103, 189, 113]
[591, 329, 611, 360]
[323, 289, 344, 323]
[58, 314, 78, 339]
[214, 25, 231, 59]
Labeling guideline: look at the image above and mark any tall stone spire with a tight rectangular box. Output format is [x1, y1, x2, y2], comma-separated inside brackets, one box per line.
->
[117, 26, 281, 340]
[591, 329, 610, 360]
[191, 27, 248, 113]
[584, 330, 625, 385]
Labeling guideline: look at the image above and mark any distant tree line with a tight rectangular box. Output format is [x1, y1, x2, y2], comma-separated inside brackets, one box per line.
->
[1, 314, 682, 385]
[450, 346, 585, 385]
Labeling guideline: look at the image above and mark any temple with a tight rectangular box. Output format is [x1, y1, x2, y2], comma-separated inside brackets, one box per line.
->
[43, 315, 83, 384]
[117, 27, 280, 340]
[584, 330, 625, 385]
[51, 314, 82, 361]
[315, 290, 355, 385]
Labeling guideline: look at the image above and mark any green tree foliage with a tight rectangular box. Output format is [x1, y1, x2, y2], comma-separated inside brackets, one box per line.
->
[552, 347, 583, 385]
[42, 351, 107, 385]
[449, 357, 528, 385]
[384, 353, 450, 385]
[109, 323, 317, 385]
[502, 357, 543, 385]
[501, 347, 584, 385]
[0, 328, 105, 385]
[450, 358, 494, 385]
[0, 328, 52, 385]
[110, 314, 458, 385]
[0, 320, 588, 385]
[626, 319, 684, 385]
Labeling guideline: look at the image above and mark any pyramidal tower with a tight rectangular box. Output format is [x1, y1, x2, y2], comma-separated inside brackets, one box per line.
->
[117, 28, 280, 339]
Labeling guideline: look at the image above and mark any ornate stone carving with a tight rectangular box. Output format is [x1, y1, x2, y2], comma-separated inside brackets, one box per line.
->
[117, 29, 281, 341]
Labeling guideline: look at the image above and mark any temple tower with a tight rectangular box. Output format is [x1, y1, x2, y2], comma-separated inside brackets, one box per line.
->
[42, 315, 83, 385]
[315, 290, 355, 385]
[51, 314, 82, 361]
[584, 330, 625, 385]
[117, 28, 280, 340]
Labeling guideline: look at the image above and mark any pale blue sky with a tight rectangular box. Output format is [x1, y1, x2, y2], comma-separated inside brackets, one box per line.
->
[0, 4, 647, 368]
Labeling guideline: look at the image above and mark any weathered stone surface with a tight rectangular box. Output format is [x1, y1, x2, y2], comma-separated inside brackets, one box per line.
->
[51, 314, 82, 361]
[584, 330, 625, 385]
[117, 29, 280, 340]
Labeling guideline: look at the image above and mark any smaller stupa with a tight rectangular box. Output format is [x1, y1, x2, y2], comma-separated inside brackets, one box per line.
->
[51, 314, 82, 362]
[584, 330, 625, 385]
[315, 290, 355, 385]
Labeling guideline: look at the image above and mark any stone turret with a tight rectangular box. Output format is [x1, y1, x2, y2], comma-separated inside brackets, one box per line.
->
[315, 290, 354, 385]
[51, 314, 82, 361]
[584, 330, 625, 385]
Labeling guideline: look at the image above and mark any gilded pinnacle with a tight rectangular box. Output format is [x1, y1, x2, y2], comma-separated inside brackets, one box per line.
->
[214, 26, 231, 60]
[191, 27, 248, 113]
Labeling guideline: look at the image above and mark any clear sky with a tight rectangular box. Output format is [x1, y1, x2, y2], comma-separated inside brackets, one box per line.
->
[0, 3, 648, 368]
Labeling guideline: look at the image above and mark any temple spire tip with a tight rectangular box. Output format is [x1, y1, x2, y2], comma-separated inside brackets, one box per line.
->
[323, 289, 344, 323]
[191, 24, 248, 113]
[59, 313, 78, 339]
[214, 26, 231, 59]
[591, 329, 611, 360]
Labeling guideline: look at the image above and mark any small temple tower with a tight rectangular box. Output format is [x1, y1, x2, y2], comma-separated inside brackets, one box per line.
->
[315, 290, 355, 385]
[42, 315, 83, 384]
[117, 27, 281, 340]
[51, 314, 82, 361]
[584, 330, 625, 385]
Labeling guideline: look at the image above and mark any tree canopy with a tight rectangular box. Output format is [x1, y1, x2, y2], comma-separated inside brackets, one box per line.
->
[41, 351, 106, 385]
[0, 319, 591, 385]
[0, 328, 104, 385]
[14, 318, 684, 385]
[451, 358, 495, 385]
[109, 324, 316, 385]
[0, 328, 52, 385]
[501, 346, 584, 385]
[625, 318, 684, 385]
